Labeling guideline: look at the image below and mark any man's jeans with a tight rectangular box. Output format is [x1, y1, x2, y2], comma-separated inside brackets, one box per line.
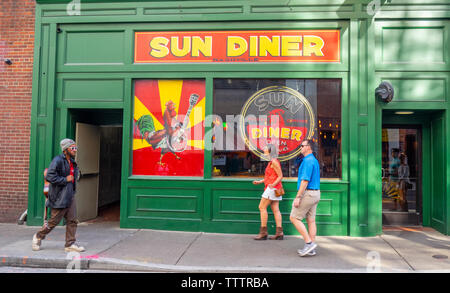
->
[36, 198, 78, 247]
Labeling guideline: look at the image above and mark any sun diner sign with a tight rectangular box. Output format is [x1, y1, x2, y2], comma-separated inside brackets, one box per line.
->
[135, 30, 340, 63]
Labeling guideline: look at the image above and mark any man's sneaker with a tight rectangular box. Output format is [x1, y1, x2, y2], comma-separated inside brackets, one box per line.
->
[297, 242, 317, 257]
[307, 249, 316, 256]
[64, 243, 85, 253]
[32, 234, 41, 251]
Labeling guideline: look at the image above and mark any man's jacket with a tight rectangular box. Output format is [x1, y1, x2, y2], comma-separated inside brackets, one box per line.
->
[45, 154, 79, 208]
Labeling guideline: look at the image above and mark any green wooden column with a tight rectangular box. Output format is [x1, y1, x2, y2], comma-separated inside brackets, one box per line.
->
[27, 17, 59, 225]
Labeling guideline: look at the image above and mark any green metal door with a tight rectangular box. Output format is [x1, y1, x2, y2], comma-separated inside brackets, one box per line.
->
[430, 115, 446, 234]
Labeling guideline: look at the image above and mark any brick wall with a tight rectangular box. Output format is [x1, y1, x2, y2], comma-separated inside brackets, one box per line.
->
[0, 0, 35, 222]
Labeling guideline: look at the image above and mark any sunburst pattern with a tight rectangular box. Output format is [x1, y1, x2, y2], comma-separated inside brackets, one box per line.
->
[158, 80, 183, 118]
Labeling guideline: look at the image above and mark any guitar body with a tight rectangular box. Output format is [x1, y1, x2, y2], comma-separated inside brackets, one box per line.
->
[168, 128, 187, 153]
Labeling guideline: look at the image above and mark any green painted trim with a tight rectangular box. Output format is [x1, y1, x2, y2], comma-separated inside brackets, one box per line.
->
[430, 114, 446, 233]
[53, 21, 349, 74]
[27, 19, 60, 226]
[446, 109, 450, 235]
[374, 20, 450, 73]
[122, 179, 348, 235]
[119, 77, 133, 226]
[348, 19, 360, 235]
[27, 5, 44, 226]
[423, 123, 432, 228]
[35, 1, 450, 23]
[203, 76, 213, 180]
[366, 17, 381, 236]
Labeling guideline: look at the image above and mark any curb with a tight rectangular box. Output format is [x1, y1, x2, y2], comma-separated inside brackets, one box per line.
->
[0, 256, 89, 270]
[0, 255, 413, 273]
[88, 258, 415, 273]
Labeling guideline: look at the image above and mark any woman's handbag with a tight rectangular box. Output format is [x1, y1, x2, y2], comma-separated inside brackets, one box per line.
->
[274, 185, 285, 197]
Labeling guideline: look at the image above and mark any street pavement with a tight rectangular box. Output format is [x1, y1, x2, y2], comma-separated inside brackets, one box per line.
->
[0, 221, 449, 273]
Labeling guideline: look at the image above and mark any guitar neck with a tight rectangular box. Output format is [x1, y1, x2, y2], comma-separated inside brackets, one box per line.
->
[182, 105, 194, 129]
[182, 94, 199, 129]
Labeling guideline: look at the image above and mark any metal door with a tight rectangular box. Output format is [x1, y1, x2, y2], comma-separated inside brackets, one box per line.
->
[75, 123, 100, 222]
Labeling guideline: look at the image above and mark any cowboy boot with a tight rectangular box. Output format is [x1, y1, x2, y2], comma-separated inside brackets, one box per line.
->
[253, 226, 268, 240]
[269, 227, 284, 240]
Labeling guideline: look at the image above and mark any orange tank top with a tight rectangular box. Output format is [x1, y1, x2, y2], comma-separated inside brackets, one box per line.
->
[264, 159, 282, 190]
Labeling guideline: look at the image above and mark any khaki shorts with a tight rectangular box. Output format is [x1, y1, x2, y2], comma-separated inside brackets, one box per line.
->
[290, 190, 320, 220]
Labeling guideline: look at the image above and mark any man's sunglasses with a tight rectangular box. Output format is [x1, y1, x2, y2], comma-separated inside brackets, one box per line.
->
[69, 146, 78, 151]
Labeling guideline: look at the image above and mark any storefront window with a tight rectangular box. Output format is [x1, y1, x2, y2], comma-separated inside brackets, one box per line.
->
[212, 79, 341, 179]
[132, 79, 205, 176]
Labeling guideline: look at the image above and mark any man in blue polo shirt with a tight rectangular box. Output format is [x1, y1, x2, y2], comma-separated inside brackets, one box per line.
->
[290, 139, 321, 257]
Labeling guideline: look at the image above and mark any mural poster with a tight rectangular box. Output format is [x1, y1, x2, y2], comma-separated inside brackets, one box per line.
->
[132, 80, 205, 176]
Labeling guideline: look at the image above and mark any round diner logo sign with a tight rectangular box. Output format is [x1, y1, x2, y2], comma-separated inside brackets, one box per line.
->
[239, 86, 315, 161]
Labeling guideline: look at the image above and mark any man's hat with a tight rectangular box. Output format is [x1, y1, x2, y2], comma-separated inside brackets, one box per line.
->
[60, 138, 76, 151]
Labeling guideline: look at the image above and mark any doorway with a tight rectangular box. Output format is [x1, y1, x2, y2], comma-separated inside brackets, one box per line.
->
[382, 125, 422, 226]
[381, 110, 447, 234]
[69, 109, 123, 223]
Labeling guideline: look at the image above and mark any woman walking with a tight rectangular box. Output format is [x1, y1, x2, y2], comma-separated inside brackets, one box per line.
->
[252, 144, 284, 240]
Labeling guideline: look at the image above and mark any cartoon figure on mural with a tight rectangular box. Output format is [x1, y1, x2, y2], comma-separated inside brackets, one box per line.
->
[134, 100, 180, 166]
[134, 93, 200, 166]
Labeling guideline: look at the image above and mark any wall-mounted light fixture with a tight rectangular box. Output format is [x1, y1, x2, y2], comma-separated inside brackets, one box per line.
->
[375, 81, 394, 103]
[394, 111, 414, 115]
[4, 59, 12, 65]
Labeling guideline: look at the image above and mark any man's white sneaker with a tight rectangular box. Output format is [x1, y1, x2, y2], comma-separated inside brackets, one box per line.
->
[307, 249, 316, 256]
[32, 234, 41, 251]
[297, 242, 317, 257]
[64, 243, 85, 252]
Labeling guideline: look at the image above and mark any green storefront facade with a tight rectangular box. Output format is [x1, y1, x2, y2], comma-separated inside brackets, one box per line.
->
[27, 0, 450, 237]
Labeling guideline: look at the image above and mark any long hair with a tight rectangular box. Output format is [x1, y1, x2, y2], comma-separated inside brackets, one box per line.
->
[265, 143, 278, 160]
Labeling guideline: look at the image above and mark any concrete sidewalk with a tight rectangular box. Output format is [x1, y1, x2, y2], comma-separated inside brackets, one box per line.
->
[0, 221, 449, 273]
